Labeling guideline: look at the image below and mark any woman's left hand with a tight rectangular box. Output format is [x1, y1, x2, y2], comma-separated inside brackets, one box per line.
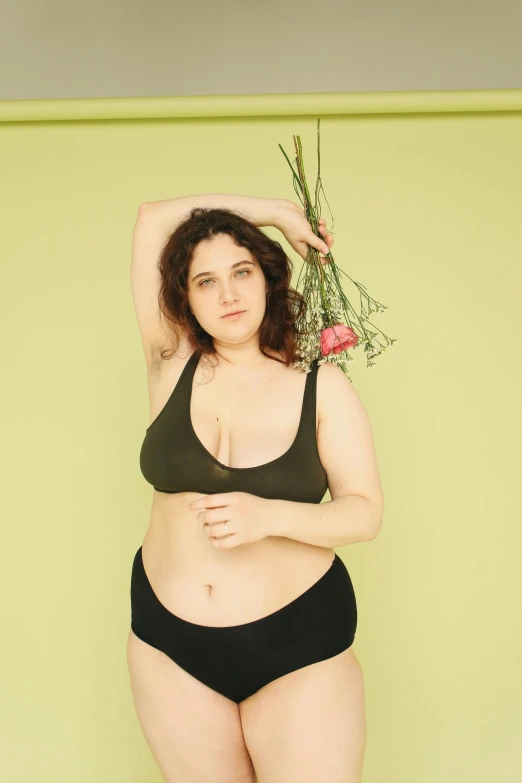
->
[188, 491, 273, 549]
[276, 201, 335, 264]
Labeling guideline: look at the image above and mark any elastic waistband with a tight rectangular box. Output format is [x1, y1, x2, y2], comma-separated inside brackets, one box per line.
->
[131, 547, 350, 632]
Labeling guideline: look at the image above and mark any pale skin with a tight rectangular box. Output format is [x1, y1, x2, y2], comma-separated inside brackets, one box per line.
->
[127, 199, 379, 782]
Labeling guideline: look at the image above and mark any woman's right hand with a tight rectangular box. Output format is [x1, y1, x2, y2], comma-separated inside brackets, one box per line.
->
[276, 202, 335, 264]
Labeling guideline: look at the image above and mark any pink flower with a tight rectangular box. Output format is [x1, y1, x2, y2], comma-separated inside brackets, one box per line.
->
[320, 324, 358, 357]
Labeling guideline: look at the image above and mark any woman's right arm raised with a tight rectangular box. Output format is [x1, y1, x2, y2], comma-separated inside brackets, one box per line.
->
[130, 202, 175, 370]
[130, 195, 287, 370]
[144, 193, 287, 231]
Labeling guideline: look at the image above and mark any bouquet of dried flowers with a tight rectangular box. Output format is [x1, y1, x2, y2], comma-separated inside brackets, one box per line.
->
[279, 119, 397, 378]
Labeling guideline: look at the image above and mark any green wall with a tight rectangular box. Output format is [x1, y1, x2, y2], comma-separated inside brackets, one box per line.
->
[1, 90, 521, 781]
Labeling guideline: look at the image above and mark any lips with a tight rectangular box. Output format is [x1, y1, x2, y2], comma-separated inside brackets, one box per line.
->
[222, 310, 245, 317]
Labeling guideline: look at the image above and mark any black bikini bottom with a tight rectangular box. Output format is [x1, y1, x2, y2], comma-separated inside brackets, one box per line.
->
[130, 545, 357, 704]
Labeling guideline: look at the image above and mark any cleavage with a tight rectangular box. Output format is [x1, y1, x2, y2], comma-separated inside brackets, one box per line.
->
[189, 368, 306, 469]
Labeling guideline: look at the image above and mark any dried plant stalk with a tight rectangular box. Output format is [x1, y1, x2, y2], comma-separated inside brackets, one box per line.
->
[278, 119, 397, 378]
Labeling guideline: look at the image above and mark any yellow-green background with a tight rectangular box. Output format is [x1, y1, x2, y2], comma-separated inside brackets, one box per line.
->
[1, 91, 521, 781]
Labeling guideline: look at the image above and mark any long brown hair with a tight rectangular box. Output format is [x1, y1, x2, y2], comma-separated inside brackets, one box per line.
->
[157, 206, 307, 367]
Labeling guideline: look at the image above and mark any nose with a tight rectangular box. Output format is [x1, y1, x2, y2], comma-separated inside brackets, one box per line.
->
[219, 283, 241, 306]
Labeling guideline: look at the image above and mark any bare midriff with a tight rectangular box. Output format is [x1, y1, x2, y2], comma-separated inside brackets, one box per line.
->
[141, 490, 335, 627]
[140, 343, 334, 627]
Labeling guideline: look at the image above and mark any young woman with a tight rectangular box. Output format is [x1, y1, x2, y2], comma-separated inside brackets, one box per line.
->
[127, 194, 384, 783]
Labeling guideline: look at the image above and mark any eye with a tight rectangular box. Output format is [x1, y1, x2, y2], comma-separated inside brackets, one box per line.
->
[198, 269, 251, 287]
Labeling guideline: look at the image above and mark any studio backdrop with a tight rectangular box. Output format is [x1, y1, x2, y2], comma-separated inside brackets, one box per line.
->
[1, 89, 521, 782]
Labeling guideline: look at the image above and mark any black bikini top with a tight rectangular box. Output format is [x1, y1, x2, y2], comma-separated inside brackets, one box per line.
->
[139, 350, 328, 503]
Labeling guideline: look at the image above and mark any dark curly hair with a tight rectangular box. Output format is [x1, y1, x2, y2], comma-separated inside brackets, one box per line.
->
[157, 206, 307, 368]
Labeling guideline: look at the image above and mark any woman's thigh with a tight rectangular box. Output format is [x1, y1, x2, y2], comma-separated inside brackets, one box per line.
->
[239, 645, 366, 783]
[127, 629, 256, 783]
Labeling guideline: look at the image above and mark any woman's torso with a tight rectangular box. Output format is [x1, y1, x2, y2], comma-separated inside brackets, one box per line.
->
[140, 344, 333, 627]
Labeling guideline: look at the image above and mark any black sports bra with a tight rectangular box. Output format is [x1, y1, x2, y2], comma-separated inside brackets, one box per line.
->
[139, 350, 328, 503]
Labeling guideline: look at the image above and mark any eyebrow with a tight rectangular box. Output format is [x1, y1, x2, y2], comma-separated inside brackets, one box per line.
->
[191, 260, 256, 283]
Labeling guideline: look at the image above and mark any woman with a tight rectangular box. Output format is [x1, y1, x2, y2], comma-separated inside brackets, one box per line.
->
[127, 194, 384, 783]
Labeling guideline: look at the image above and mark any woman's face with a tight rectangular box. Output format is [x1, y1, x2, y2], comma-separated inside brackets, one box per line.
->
[187, 233, 268, 344]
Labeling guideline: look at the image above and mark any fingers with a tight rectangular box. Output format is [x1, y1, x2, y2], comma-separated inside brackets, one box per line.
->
[318, 220, 334, 252]
[302, 219, 333, 264]
[316, 219, 333, 265]
[317, 233, 330, 255]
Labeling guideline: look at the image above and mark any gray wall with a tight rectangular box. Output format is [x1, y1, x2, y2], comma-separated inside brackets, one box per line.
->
[1, 0, 521, 100]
